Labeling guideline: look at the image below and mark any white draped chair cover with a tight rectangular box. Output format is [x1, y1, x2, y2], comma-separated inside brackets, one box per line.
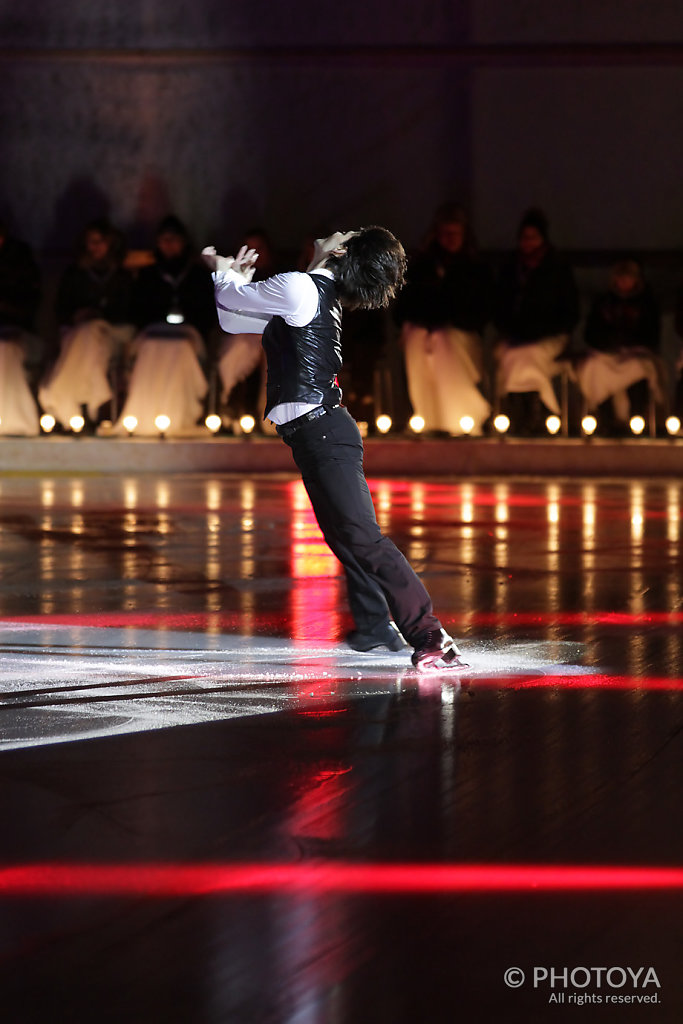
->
[402, 324, 491, 435]
[216, 332, 276, 434]
[111, 325, 208, 436]
[0, 339, 40, 436]
[574, 348, 664, 422]
[496, 335, 568, 414]
[38, 319, 120, 426]
[217, 333, 263, 400]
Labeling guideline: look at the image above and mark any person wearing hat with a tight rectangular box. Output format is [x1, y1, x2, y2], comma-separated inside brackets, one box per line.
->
[493, 207, 579, 435]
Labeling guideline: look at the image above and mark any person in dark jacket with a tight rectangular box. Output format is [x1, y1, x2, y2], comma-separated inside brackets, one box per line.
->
[398, 203, 492, 335]
[395, 203, 492, 434]
[203, 227, 469, 673]
[110, 215, 212, 436]
[131, 215, 216, 345]
[585, 260, 659, 355]
[494, 208, 579, 434]
[39, 219, 134, 427]
[56, 218, 131, 328]
[576, 260, 663, 431]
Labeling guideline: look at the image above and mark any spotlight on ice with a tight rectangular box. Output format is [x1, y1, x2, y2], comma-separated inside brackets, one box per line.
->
[376, 415, 392, 434]
[409, 415, 425, 433]
[545, 415, 561, 435]
[629, 415, 645, 436]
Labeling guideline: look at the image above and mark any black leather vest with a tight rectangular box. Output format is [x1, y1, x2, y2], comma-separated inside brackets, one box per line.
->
[263, 274, 343, 417]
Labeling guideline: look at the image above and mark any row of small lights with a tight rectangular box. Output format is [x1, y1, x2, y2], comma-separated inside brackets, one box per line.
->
[374, 413, 683, 437]
[23, 412, 682, 438]
[35, 413, 258, 436]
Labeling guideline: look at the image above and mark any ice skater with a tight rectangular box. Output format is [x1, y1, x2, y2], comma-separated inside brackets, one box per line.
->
[202, 227, 468, 672]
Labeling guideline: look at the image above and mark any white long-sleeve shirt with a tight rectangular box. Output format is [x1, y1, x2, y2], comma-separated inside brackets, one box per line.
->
[212, 267, 335, 424]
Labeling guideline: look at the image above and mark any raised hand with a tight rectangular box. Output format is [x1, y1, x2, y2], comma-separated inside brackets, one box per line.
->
[232, 245, 259, 281]
[201, 245, 259, 281]
[201, 246, 231, 273]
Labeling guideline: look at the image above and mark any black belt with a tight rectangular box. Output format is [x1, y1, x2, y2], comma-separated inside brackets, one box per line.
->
[276, 405, 339, 438]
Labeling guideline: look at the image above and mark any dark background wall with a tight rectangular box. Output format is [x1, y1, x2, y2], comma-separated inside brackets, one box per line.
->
[1, 0, 683, 255]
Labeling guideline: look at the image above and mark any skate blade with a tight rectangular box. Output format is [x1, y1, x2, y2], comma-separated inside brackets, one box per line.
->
[414, 646, 470, 674]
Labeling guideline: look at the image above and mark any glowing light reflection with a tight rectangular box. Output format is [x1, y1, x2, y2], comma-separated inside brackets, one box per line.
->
[41, 481, 55, 508]
[6, 609, 683, 631]
[0, 862, 681, 896]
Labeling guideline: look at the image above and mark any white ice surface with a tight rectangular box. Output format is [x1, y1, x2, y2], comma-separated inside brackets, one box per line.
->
[0, 622, 591, 751]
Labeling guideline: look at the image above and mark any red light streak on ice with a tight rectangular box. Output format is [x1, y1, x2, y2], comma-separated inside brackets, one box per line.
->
[0, 863, 681, 897]
[4, 610, 683, 631]
[462, 611, 683, 627]
[487, 675, 683, 691]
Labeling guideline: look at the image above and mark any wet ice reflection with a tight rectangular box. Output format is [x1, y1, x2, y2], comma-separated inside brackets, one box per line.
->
[0, 474, 681, 749]
[289, 479, 341, 645]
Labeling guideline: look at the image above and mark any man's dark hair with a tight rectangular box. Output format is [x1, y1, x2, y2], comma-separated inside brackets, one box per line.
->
[327, 226, 407, 311]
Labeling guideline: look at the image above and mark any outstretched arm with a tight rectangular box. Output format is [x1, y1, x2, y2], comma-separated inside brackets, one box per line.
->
[201, 245, 258, 281]
[202, 245, 321, 331]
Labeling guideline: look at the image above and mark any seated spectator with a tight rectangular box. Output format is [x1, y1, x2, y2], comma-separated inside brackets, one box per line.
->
[494, 208, 579, 434]
[39, 219, 133, 429]
[576, 260, 664, 432]
[130, 214, 216, 349]
[395, 203, 492, 435]
[55, 218, 130, 328]
[215, 228, 277, 432]
[111, 216, 213, 435]
[0, 218, 42, 434]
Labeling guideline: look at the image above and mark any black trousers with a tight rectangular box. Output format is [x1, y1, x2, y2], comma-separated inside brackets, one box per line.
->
[280, 406, 441, 643]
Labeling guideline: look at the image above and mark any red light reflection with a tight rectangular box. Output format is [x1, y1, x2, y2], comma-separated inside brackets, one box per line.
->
[4, 610, 683, 631]
[0, 863, 681, 896]
[474, 675, 683, 691]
